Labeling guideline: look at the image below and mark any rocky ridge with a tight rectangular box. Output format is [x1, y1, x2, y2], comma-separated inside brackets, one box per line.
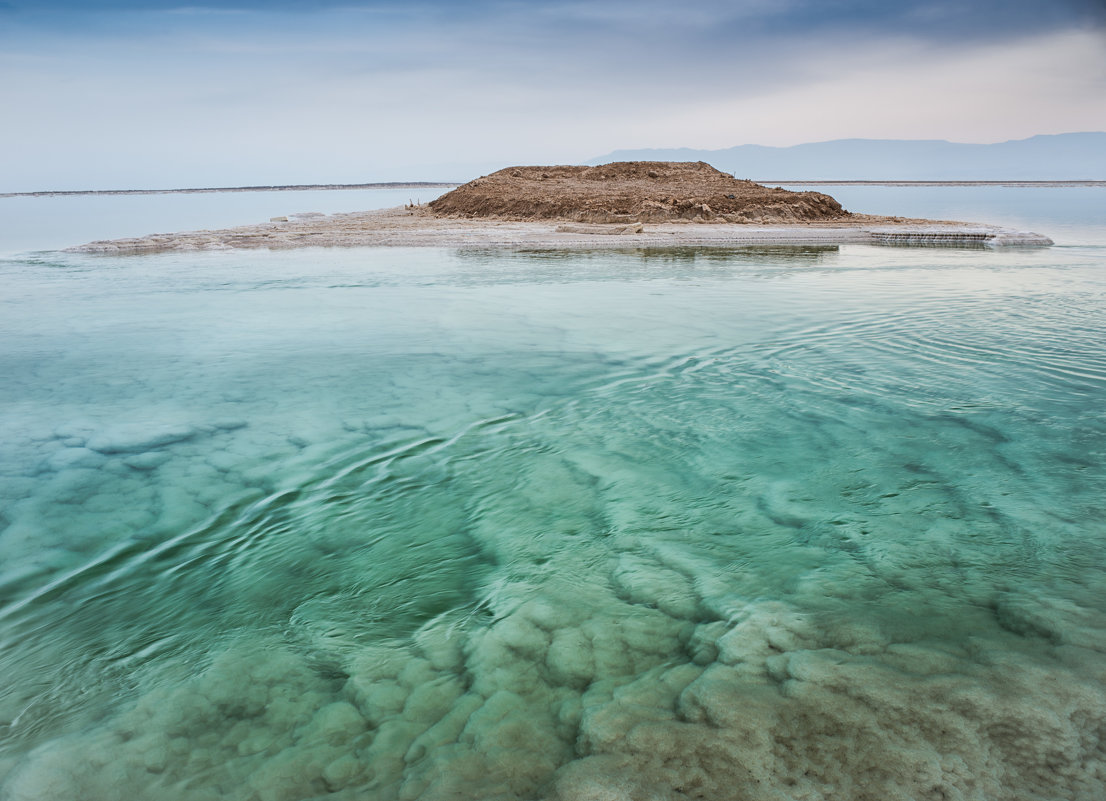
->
[428, 161, 851, 224]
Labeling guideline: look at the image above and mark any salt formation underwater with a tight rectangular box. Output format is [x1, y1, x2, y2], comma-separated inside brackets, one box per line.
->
[1, 213, 1105, 800]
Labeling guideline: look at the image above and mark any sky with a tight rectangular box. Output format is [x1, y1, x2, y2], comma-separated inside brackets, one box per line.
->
[1, 0, 1104, 190]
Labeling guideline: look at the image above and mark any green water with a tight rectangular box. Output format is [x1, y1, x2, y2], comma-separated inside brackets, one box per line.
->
[1, 194, 1105, 800]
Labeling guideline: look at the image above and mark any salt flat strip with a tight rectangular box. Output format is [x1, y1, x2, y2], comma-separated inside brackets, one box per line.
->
[66, 207, 1052, 254]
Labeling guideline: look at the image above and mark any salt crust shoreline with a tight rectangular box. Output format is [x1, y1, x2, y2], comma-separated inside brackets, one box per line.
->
[67, 206, 1053, 254]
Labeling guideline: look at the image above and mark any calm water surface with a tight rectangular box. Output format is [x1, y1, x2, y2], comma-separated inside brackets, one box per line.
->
[0, 188, 1104, 800]
[0, 186, 451, 256]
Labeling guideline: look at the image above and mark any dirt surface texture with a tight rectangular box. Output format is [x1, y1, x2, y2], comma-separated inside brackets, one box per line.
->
[428, 162, 850, 224]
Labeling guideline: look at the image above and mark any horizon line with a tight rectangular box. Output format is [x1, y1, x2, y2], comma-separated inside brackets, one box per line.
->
[4, 179, 1106, 198]
[0, 182, 461, 199]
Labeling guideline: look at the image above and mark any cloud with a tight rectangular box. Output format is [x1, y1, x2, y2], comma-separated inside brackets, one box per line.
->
[0, 0, 1103, 189]
[9, 0, 1105, 38]
[633, 30, 1106, 148]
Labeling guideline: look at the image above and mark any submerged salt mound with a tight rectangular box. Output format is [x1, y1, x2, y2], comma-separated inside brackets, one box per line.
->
[428, 161, 851, 224]
[6, 586, 1105, 801]
[6, 423, 1106, 801]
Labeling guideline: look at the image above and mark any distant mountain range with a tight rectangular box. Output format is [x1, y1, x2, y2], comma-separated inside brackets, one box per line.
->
[588, 133, 1106, 181]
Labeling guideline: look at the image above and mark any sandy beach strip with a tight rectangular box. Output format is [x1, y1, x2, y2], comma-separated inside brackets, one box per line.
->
[66, 206, 1053, 254]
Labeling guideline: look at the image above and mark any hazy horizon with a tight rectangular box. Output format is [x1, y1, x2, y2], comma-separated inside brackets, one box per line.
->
[2, 1, 1105, 192]
[2, 132, 1105, 194]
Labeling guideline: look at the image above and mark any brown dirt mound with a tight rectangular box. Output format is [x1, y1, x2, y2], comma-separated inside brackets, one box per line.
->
[428, 161, 850, 224]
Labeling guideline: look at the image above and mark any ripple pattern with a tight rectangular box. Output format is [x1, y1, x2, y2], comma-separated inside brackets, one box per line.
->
[1, 237, 1105, 800]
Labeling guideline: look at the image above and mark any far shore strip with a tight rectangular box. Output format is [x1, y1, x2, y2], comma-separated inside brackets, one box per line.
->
[67, 206, 1052, 254]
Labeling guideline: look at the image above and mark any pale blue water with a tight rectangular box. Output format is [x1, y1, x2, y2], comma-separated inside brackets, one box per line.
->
[0, 186, 451, 256]
[0, 188, 1105, 800]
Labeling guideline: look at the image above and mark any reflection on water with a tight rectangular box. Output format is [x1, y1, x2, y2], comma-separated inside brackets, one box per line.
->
[447, 246, 843, 287]
[470, 244, 841, 263]
[1, 191, 1105, 800]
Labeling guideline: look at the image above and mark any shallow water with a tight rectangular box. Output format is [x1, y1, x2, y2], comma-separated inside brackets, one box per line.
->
[1, 189, 1105, 800]
[0, 186, 450, 256]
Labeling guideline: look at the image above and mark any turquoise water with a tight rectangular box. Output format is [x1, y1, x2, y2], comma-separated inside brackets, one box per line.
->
[1, 189, 1105, 800]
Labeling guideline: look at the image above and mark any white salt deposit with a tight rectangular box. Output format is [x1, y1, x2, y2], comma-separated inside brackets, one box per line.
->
[4, 573, 1105, 801]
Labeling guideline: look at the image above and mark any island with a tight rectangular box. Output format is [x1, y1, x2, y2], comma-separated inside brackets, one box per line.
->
[68, 162, 1052, 254]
